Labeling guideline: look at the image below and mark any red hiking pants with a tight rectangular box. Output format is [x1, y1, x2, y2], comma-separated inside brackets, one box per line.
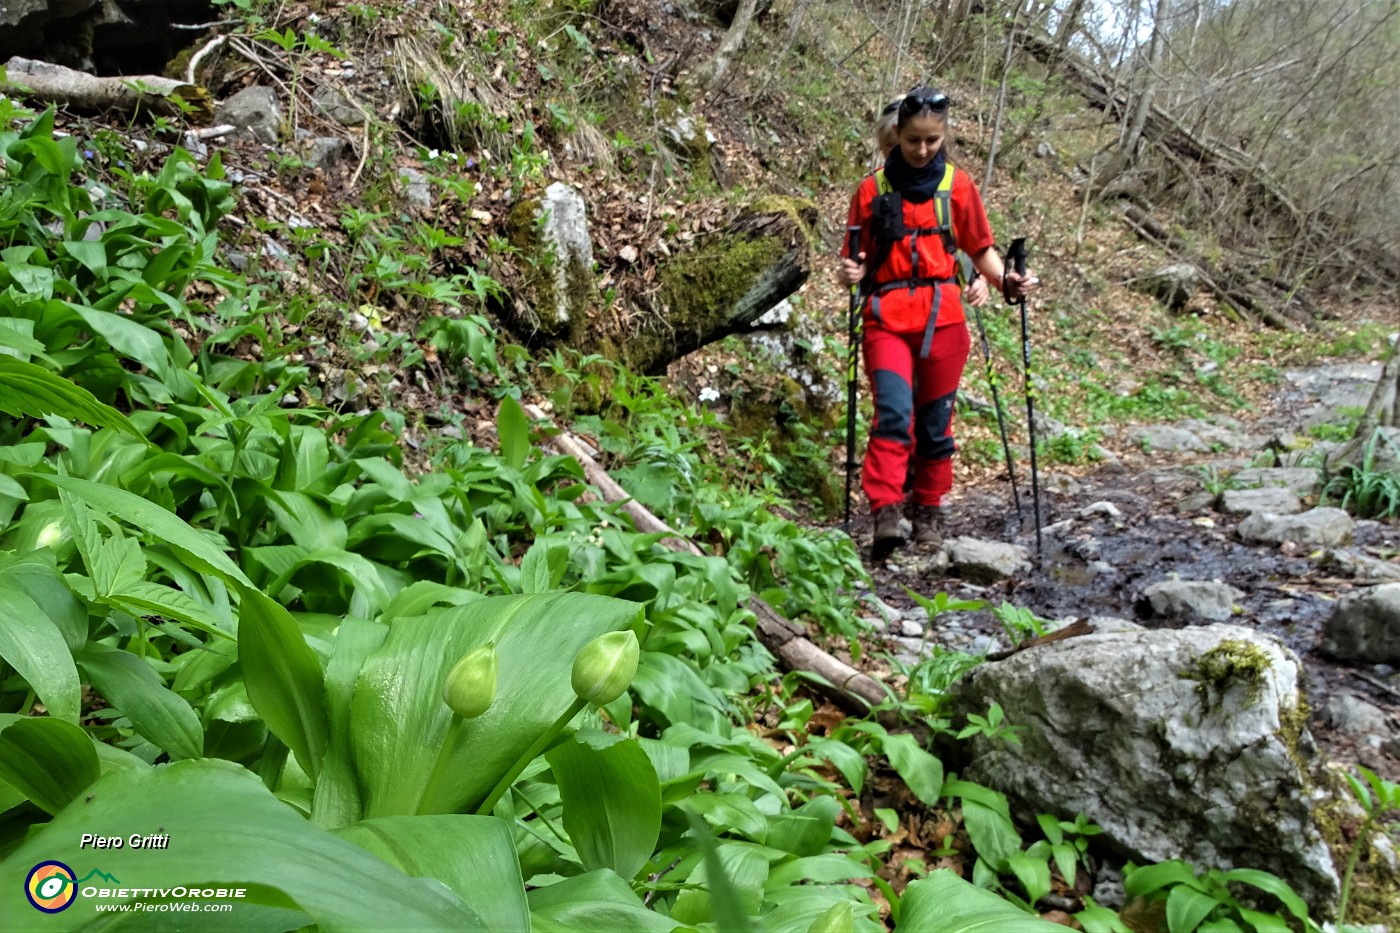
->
[862, 321, 971, 510]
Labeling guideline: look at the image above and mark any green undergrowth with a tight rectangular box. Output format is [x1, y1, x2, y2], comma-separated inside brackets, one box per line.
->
[0, 101, 1349, 932]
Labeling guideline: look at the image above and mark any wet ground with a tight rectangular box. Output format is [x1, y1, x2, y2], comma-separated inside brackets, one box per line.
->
[854, 361, 1400, 781]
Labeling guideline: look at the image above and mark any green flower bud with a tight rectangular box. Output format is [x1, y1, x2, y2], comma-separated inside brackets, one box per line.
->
[570, 630, 639, 706]
[443, 644, 498, 719]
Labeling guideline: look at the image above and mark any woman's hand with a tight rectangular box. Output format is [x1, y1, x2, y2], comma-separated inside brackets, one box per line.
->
[964, 275, 990, 307]
[836, 252, 866, 287]
[1002, 269, 1041, 301]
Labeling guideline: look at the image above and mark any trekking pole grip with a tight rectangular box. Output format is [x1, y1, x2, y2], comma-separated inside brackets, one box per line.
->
[1004, 237, 1027, 304]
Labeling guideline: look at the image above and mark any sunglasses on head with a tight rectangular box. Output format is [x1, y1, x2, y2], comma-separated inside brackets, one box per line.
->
[899, 91, 950, 118]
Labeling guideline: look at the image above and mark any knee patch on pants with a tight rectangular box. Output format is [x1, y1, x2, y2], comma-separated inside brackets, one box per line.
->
[872, 369, 913, 443]
[915, 390, 957, 460]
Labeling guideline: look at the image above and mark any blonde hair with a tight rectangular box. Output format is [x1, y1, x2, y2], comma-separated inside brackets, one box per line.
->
[874, 97, 901, 162]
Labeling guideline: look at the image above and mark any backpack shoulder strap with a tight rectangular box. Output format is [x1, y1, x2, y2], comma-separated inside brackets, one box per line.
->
[934, 162, 956, 255]
[875, 168, 891, 195]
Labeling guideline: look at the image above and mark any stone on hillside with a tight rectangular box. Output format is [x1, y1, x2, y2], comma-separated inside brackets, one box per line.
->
[1231, 466, 1321, 497]
[1177, 491, 1215, 513]
[215, 86, 282, 145]
[1080, 501, 1123, 520]
[508, 182, 595, 338]
[312, 86, 365, 126]
[1139, 579, 1243, 623]
[1320, 549, 1400, 582]
[948, 625, 1337, 912]
[1219, 487, 1302, 516]
[397, 167, 432, 210]
[1321, 583, 1400, 664]
[1322, 693, 1390, 738]
[1180, 418, 1265, 453]
[304, 137, 349, 173]
[660, 108, 716, 161]
[1043, 473, 1082, 496]
[1237, 507, 1354, 547]
[1128, 424, 1208, 453]
[940, 537, 1030, 583]
[1143, 262, 1200, 310]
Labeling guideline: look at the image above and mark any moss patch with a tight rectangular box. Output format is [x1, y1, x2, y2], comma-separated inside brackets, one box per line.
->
[1182, 639, 1273, 706]
[1314, 770, 1400, 925]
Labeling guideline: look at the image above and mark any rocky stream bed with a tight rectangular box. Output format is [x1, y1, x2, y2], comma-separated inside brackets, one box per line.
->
[855, 360, 1400, 784]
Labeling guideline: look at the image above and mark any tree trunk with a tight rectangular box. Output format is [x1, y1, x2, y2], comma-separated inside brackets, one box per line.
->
[2, 57, 213, 121]
[686, 0, 761, 97]
[1054, 0, 1089, 52]
[1091, 0, 1170, 196]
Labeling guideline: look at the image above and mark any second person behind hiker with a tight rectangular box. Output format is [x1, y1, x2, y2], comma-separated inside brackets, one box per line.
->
[838, 86, 1038, 559]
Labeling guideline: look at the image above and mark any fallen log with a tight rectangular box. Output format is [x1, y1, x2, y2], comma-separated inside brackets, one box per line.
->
[522, 402, 891, 714]
[1, 57, 213, 122]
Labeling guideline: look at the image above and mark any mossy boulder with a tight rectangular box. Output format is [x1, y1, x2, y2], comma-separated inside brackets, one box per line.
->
[949, 624, 1341, 916]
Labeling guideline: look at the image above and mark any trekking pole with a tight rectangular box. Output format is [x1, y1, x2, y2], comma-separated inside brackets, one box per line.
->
[843, 225, 863, 530]
[962, 256, 1022, 521]
[1005, 237, 1042, 559]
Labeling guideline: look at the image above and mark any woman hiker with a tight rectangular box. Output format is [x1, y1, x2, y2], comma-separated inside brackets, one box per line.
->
[838, 86, 1039, 559]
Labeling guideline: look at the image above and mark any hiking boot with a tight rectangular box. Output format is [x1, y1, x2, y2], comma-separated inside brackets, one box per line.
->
[871, 504, 906, 560]
[908, 504, 944, 549]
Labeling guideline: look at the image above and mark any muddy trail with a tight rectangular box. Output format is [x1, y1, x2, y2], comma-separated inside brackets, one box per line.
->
[850, 361, 1400, 781]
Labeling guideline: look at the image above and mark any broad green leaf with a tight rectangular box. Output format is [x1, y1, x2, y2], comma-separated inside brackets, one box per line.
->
[69, 305, 171, 377]
[898, 870, 1067, 932]
[766, 853, 871, 890]
[380, 580, 481, 621]
[0, 553, 87, 652]
[311, 618, 386, 830]
[0, 577, 81, 722]
[1007, 853, 1052, 905]
[1215, 868, 1310, 921]
[527, 870, 680, 933]
[548, 732, 661, 880]
[36, 474, 249, 585]
[0, 714, 99, 815]
[687, 792, 769, 841]
[765, 796, 840, 857]
[62, 239, 108, 274]
[336, 815, 529, 932]
[806, 737, 866, 794]
[1167, 884, 1222, 933]
[266, 491, 348, 550]
[1235, 908, 1291, 932]
[266, 548, 391, 618]
[881, 733, 943, 805]
[1126, 861, 1209, 898]
[677, 810, 756, 931]
[92, 527, 146, 597]
[0, 357, 143, 438]
[960, 799, 1021, 872]
[80, 643, 203, 760]
[353, 593, 642, 818]
[236, 583, 328, 782]
[497, 395, 530, 470]
[107, 579, 233, 640]
[520, 540, 568, 593]
[0, 759, 487, 930]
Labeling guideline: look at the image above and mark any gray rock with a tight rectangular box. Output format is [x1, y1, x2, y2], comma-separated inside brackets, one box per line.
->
[1322, 693, 1390, 737]
[1144, 262, 1200, 310]
[1141, 579, 1243, 622]
[1177, 491, 1216, 513]
[900, 620, 924, 638]
[940, 537, 1031, 583]
[1320, 549, 1400, 582]
[312, 85, 366, 126]
[304, 137, 349, 173]
[507, 182, 595, 335]
[1180, 418, 1265, 452]
[1032, 411, 1072, 441]
[1091, 865, 1126, 911]
[1231, 466, 1321, 497]
[215, 87, 282, 145]
[949, 625, 1337, 912]
[1237, 507, 1354, 546]
[397, 167, 432, 210]
[1043, 473, 1082, 496]
[1080, 501, 1123, 520]
[0, 0, 98, 60]
[1322, 583, 1400, 664]
[1129, 424, 1208, 453]
[1219, 487, 1302, 516]
[660, 108, 715, 160]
